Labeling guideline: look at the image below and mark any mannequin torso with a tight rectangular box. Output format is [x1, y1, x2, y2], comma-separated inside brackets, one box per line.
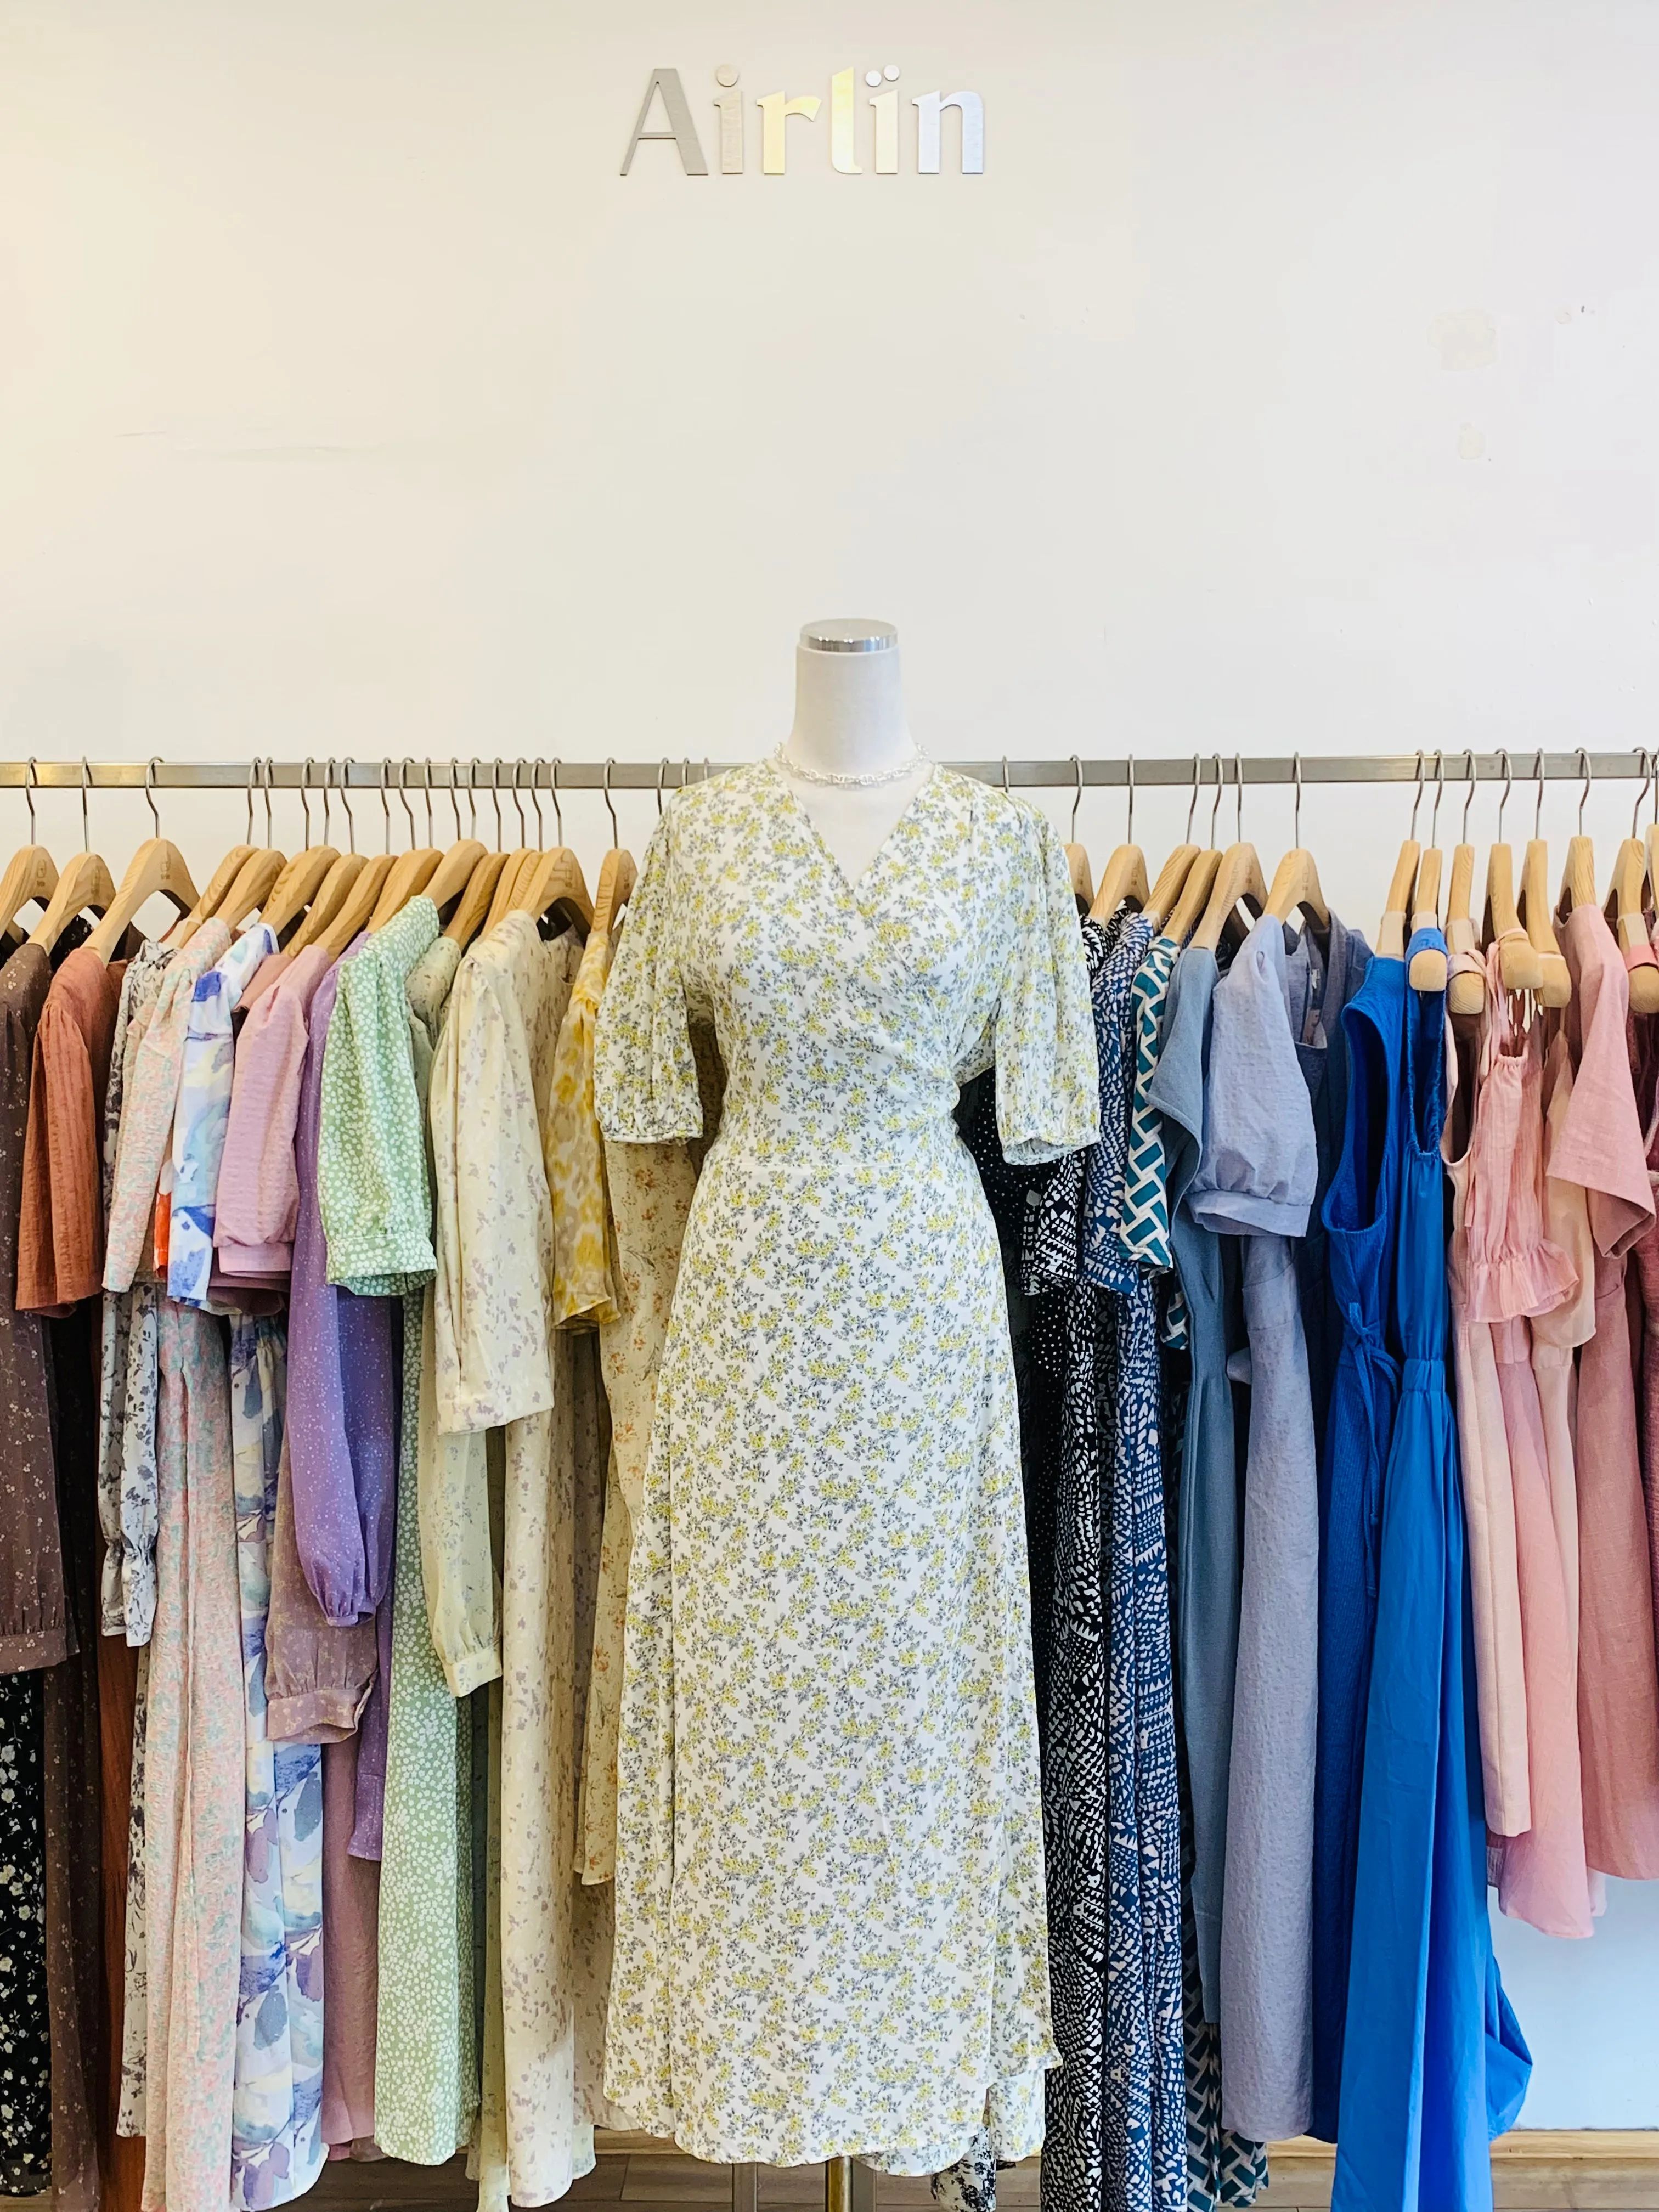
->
[773, 618, 930, 887]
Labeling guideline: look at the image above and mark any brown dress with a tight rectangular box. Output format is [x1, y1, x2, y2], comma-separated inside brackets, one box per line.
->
[18, 946, 126, 2212]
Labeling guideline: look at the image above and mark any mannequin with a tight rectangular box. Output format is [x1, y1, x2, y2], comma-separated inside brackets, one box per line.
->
[773, 617, 932, 885]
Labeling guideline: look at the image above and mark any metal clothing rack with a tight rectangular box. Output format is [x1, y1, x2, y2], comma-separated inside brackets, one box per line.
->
[0, 750, 1650, 792]
[15, 742, 1645, 2212]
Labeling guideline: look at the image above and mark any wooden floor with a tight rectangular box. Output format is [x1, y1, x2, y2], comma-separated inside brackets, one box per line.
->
[305, 2132, 1659, 2212]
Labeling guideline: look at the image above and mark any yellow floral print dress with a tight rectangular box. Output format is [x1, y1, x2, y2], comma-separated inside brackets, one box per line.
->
[594, 760, 1100, 2171]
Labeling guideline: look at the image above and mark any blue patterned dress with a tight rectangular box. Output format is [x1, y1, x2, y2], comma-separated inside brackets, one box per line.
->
[230, 1316, 325, 2208]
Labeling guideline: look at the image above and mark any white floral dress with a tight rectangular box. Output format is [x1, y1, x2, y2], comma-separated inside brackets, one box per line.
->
[594, 760, 1099, 2170]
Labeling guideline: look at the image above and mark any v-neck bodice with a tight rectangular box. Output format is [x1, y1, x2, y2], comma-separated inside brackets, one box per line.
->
[597, 758, 1101, 1170]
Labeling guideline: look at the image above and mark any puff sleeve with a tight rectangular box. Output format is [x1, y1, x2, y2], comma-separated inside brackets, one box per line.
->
[595, 809, 703, 1144]
[993, 804, 1101, 1166]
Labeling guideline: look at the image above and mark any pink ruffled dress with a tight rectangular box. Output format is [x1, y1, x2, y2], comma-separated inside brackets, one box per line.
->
[1460, 946, 1590, 1935]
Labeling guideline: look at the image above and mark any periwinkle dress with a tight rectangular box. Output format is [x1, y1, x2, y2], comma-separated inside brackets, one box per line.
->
[1331, 927, 1530, 2212]
[595, 762, 1099, 2170]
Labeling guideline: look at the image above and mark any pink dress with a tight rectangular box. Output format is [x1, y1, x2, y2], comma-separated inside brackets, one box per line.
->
[1462, 949, 1590, 1935]
[1533, 1032, 1595, 1647]
[1557, 901, 1659, 1877]
[1443, 957, 1529, 1839]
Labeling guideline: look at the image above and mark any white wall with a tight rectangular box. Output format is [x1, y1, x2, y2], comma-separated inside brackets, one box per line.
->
[0, 0, 1654, 2124]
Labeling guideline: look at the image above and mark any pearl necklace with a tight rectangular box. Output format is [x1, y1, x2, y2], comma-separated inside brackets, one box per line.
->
[771, 744, 929, 789]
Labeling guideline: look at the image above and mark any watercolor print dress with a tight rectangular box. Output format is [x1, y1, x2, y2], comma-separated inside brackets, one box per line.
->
[594, 760, 1100, 2171]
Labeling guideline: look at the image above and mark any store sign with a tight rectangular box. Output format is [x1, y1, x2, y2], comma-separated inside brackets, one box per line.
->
[622, 66, 984, 176]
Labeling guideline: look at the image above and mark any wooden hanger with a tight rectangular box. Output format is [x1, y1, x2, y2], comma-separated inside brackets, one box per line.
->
[1263, 760, 1330, 933]
[67, 761, 195, 961]
[1608, 753, 1659, 1016]
[170, 843, 255, 949]
[482, 849, 535, 936]
[589, 849, 636, 938]
[1554, 752, 1598, 922]
[0, 843, 57, 944]
[0, 764, 57, 941]
[1087, 846, 1149, 926]
[253, 759, 336, 943]
[364, 762, 440, 929]
[369, 848, 440, 929]
[1478, 752, 1542, 994]
[1377, 839, 1419, 962]
[261, 845, 338, 942]
[1518, 840, 1571, 1007]
[315, 853, 396, 958]
[424, 838, 488, 918]
[29, 848, 115, 955]
[1406, 757, 1448, 991]
[512, 841, 596, 933]
[1189, 842, 1267, 954]
[285, 851, 368, 956]
[1163, 847, 1221, 946]
[217, 849, 286, 932]
[1142, 845, 1199, 932]
[443, 850, 514, 947]
[1446, 832, 1485, 1016]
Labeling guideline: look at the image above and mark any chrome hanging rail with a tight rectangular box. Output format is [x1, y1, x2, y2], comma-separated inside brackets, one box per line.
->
[0, 752, 1652, 793]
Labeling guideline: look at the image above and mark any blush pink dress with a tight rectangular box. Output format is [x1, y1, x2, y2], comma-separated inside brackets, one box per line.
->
[1443, 958, 1529, 1840]
[1459, 949, 1590, 1934]
[1556, 902, 1659, 1878]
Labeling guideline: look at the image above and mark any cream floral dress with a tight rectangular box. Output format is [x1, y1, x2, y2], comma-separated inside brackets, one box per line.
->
[594, 760, 1099, 2170]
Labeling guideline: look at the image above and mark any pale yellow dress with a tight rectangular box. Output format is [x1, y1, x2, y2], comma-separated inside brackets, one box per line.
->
[595, 761, 1099, 2170]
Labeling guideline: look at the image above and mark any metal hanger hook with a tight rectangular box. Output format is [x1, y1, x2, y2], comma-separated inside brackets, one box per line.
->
[299, 759, 314, 845]
[1001, 756, 1010, 797]
[1496, 749, 1512, 842]
[1429, 751, 1444, 847]
[1209, 752, 1224, 843]
[80, 757, 91, 852]
[263, 757, 276, 844]
[524, 760, 543, 845]
[379, 758, 393, 854]
[502, 759, 524, 844]
[1534, 747, 1547, 839]
[1291, 751, 1303, 847]
[1126, 755, 1136, 847]
[397, 758, 417, 846]
[336, 760, 356, 854]
[1409, 751, 1425, 840]
[1634, 750, 1654, 839]
[1462, 749, 1477, 842]
[603, 758, 619, 845]
[1069, 754, 1083, 840]
[23, 757, 37, 844]
[1233, 752, 1243, 842]
[657, 759, 669, 819]
[1577, 747, 1592, 834]
[1186, 754, 1200, 842]
[487, 761, 503, 850]
[143, 757, 160, 838]
[246, 757, 257, 843]
[549, 760, 563, 845]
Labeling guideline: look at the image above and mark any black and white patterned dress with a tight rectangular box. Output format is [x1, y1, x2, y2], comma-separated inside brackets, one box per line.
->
[949, 915, 1185, 2212]
[0, 1669, 50, 2192]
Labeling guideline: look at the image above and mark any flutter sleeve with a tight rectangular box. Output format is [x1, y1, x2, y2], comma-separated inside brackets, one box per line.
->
[595, 810, 703, 1144]
[994, 804, 1101, 1166]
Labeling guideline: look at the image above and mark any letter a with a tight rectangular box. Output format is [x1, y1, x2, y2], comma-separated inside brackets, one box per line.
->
[621, 69, 709, 175]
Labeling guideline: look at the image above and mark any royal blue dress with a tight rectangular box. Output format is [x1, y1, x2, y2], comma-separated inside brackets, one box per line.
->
[1310, 952, 1404, 2140]
[1331, 930, 1530, 2212]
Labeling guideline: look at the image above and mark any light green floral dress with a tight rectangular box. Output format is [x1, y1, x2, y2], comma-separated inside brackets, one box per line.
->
[593, 760, 1100, 2171]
